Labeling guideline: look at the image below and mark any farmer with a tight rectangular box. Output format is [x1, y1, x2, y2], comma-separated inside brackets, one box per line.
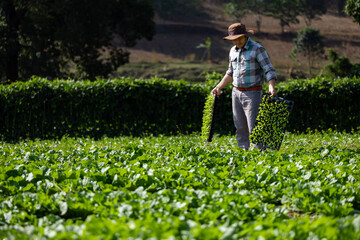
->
[212, 23, 277, 150]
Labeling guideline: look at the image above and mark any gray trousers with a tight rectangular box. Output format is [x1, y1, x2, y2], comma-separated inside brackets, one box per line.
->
[232, 88, 263, 150]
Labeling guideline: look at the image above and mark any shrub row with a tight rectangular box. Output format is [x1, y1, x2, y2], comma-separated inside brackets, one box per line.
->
[279, 77, 360, 132]
[0, 77, 208, 140]
[0, 76, 359, 140]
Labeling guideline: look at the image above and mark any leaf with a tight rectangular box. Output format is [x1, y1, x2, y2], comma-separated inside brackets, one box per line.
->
[58, 201, 68, 216]
[3, 211, 12, 223]
[353, 215, 360, 232]
[303, 171, 312, 180]
[26, 172, 34, 182]
[101, 166, 110, 174]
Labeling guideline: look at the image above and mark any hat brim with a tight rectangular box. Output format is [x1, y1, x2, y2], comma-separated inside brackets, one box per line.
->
[223, 30, 254, 40]
[223, 34, 248, 40]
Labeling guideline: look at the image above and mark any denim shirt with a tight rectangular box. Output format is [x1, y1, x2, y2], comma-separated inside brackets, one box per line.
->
[226, 38, 277, 88]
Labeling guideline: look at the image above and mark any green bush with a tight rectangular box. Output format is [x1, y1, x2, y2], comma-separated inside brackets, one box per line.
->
[0, 77, 207, 140]
[0, 76, 359, 140]
[278, 76, 360, 132]
[323, 49, 360, 78]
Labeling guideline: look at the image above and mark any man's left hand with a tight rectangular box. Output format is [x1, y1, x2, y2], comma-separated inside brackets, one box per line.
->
[268, 79, 276, 97]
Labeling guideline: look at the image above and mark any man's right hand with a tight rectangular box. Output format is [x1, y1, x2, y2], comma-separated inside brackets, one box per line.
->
[211, 87, 222, 96]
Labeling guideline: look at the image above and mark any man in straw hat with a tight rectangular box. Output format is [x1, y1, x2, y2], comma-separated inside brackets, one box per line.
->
[212, 23, 277, 150]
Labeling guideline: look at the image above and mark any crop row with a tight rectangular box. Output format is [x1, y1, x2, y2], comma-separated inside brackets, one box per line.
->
[1, 133, 360, 239]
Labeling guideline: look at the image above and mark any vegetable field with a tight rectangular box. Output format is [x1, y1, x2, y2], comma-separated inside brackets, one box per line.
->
[1, 132, 360, 239]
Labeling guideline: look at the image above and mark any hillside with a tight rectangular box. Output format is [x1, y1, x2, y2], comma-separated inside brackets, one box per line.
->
[116, 3, 360, 81]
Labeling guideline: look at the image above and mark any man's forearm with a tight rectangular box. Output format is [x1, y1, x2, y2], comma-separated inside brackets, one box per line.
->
[216, 74, 233, 90]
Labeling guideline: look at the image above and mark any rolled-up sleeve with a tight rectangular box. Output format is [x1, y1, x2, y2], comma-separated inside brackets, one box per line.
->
[256, 47, 277, 81]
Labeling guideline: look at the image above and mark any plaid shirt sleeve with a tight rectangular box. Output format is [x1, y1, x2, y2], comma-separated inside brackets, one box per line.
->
[225, 47, 234, 77]
[256, 46, 277, 82]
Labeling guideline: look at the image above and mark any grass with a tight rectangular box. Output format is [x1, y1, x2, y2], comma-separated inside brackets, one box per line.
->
[114, 59, 320, 83]
[114, 61, 228, 82]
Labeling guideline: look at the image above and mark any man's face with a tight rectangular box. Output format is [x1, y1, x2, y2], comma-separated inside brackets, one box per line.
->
[232, 36, 247, 49]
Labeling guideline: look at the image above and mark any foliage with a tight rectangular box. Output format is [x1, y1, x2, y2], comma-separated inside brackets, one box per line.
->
[225, 0, 327, 32]
[149, 0, 202, 19]
[0, 77, 206, 140]
[266, 0, 299, 33]
[278, 76, 360, 132]
[345, 0, 360, 24]
[201, 94, 217, 142]
[295, 0, 327, 26]
[225, 0, 268, 32]
[250, 94, 293, 150]
[224, 0, 254, 22]
[196, 37, 212, 61]
[327, 48, 339, 62]
[0, 76, 360, 140]
[323, 49, 360, 78]
[1, 133, 360, 239]
[292, 26, 325, 75]
[0, 0, 155, 82]
[204, 71, 223, 89]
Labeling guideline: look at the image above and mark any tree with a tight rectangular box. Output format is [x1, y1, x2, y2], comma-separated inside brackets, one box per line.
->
[267, 0, 299, 33]
[197, 37, 212, 62]
[292, 27, 325, 75]
[224, 0, 269, 32]
[323, 48, 360, 78]
[337, 0, 346, 15]
[0, 0, 156, 82]
[224, 1, 248, 22]
[296, 0, 327, 26]
[345, 0, 360, 24]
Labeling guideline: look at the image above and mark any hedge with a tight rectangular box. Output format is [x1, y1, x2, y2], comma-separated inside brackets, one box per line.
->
[278, 77, 360, 132]
[0, 77, 208, 140]
[0, 76, 359, 140]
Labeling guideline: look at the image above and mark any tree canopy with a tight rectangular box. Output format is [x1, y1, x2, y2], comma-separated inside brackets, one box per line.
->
[0, 0, 156, 82]
[266, 0, 299, 33]
[225, 0, 327, 32]
[345, 0, 360, 24]
[292, 26, 325, 75]
[296, 0, 327, 26]
[225, 0, 269, 32]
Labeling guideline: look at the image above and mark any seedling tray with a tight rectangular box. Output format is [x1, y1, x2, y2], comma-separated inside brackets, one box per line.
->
[201, 94, 218, 142]
[250, 94, 294, 150]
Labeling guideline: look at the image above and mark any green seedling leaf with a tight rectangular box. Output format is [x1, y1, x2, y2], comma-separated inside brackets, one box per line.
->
[201, 94, 217, 142]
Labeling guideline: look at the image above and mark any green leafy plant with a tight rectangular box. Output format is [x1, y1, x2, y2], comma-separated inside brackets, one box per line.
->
[345, 0, 360, 24]
[250, 94, 294, 150]
[201, 94, 217, 142]
[1, 133, 360, 239]
[196, 37, 212, 62]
